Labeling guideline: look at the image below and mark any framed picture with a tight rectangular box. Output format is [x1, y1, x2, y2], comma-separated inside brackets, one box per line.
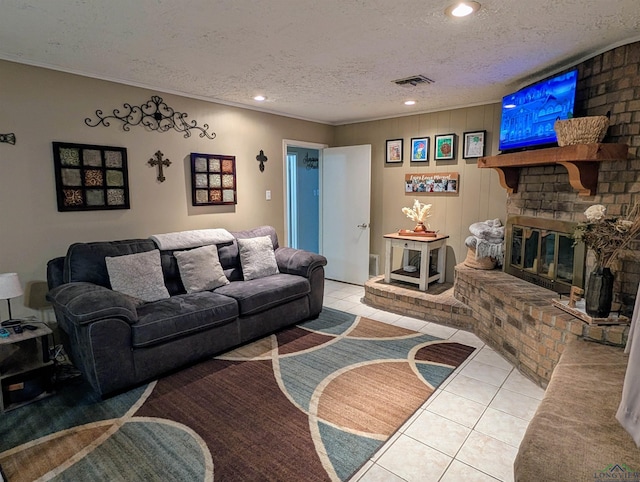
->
[385, 139, 403, 163]
[410, 137, 429, 162]
[405, 172, 459, 194]
[434, 133, 456, 160]
[52, 142, 130, 212]
[463, 130, 487, 159]
[190, 152, 237, 205]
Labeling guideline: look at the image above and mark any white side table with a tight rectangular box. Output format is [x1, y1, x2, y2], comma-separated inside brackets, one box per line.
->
[383, 233, 449, 291]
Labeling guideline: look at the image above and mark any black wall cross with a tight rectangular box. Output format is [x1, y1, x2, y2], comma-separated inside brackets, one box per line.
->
[148, 150, 171, 182]
[256, 150, 268, 172]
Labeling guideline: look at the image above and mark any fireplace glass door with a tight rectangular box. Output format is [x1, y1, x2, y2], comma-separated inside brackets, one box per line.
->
[505, 216, 585, 295]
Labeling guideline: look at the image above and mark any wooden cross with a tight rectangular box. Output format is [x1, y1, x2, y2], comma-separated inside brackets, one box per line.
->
[148, 150, 171, 182]
[256, 150, 268, 172]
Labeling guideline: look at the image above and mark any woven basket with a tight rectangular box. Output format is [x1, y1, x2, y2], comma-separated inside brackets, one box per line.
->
[554, 116, 609, 146]
[463, 247, 496, 270]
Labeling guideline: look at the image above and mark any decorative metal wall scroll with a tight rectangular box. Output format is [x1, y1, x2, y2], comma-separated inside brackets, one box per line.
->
[0, 133, 16, 145]
[52, 142, 130, 211]
[190, 153, 237, 206]
[303, 152, 318, 169]
[148, 150, 171, 182]
[256, 150, 268, 172]
[85, 95, 216, 140]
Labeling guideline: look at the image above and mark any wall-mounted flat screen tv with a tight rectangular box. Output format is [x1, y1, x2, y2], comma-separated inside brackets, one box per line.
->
[499, 69, 578, 152]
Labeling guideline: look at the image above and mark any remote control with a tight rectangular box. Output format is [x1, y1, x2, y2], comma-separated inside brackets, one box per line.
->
[13, 325, 23, 334]
[1, 319, 21, 327]
[22, 324, 38, 331]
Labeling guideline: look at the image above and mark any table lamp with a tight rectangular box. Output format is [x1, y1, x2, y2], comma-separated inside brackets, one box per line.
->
[0, 272, 23, 323]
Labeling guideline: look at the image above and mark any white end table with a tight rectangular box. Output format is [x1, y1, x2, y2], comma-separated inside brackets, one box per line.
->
[383, 233, 449, 291]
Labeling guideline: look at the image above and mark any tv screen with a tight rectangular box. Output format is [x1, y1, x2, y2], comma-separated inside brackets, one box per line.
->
[499, 69, 578, 152]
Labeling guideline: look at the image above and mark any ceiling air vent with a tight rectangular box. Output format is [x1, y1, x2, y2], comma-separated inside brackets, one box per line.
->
[392, 75, 435, 87]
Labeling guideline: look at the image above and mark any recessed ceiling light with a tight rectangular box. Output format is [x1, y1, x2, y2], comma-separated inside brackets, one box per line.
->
[404, 100, 416, 106]
[253, 95, 266, 101]
[445, 1, 481, 18]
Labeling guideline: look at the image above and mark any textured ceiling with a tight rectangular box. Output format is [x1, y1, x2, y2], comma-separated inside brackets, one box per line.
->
[1, 0, 639, 125]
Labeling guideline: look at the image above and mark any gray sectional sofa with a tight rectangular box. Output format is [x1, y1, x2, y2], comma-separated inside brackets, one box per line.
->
[46, 226, 327, 397]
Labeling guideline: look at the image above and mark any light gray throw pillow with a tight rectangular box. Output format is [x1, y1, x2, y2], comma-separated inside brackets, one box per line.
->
[174, 244, 229, 293]
[237, 235, 279, 281]
[105, 249, 170, 302]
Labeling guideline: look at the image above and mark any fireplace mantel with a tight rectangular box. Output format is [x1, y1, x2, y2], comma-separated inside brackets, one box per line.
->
[478, 143, 628, 196]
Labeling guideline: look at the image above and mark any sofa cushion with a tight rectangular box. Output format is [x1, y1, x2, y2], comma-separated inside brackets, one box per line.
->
[106, 250, 170, 302]
[214, 273, 309, 316]
[225, 226, 280, 281]
[514, 339, 638, 481]
[175, 245, 229, 293]
[237, 235, 280, 280]
[132, 291, 239, 348]
[65, 238, 156, 287]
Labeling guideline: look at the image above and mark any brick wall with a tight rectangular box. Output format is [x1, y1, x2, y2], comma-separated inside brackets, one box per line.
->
[507, 41, 640, 304]
[454, 266, 629, 387]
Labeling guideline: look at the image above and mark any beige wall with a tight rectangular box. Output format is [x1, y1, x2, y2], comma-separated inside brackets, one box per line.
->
[334, 105, 507, 281]
[0, 60, 508, 319]
[0, 60, 333, 318]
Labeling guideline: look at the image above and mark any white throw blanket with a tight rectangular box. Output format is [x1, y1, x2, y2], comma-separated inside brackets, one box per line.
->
[465, 219, 505, 263]
[150, 228, 235, 250]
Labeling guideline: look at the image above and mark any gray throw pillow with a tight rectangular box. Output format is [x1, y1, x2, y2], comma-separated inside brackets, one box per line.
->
[174, 244, 229, 293]
[105, 249, 170, 302]
[237, 235, 279, 281]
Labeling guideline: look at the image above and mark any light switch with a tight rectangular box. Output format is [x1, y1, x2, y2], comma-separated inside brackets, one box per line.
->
[266, 190, 271, 200]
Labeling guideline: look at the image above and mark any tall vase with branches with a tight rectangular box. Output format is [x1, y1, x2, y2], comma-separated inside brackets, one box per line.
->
[573, 203, 640, 317]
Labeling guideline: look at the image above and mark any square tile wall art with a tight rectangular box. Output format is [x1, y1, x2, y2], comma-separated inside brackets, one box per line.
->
[52, 142, 130, 212]
[190, 153, 237, 206]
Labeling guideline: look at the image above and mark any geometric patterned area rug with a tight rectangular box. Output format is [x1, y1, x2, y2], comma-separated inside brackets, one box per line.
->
[0, 308, 475, 482]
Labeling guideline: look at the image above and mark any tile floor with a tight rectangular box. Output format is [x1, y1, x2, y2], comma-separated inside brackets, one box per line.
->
[322, 279, 545, 482]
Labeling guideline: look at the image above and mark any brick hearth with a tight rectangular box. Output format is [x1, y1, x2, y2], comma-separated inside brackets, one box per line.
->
[364, 266, 630, 388]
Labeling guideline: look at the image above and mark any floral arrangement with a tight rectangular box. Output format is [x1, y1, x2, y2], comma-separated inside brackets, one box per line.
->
[402, 199, 432, 227]
[573, 203, 640, 268]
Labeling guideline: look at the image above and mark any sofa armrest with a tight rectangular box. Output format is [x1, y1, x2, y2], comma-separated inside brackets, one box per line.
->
[275, 247, 327, 278]
[47, 282, 140, 325]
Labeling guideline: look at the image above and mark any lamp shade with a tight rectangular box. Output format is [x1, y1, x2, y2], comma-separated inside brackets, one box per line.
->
[0, 273, 23, 300]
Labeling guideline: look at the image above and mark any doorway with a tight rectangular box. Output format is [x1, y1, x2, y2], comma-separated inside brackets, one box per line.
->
[285, 143, 322, 253]
[283, 140, 372, 285]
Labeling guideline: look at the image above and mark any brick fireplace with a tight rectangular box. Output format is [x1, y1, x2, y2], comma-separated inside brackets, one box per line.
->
[455, 43, 640, 385]
[504, 42, 640, 302]
[364, 41, 640, 388]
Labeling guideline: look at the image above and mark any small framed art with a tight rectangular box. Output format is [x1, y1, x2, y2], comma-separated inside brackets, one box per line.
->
[434, 134, 456, 160]
[463, 130, 486, 159]
[190, 152, 237, 205]
[410, 137, 429, 162]
[385, 139, 403, 163]
[52, 141, 130, 212]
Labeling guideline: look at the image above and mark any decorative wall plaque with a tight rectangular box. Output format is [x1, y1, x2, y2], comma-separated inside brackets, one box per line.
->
[52, 142, 130, 211]
[190, 152, 237, 206]
[405, 172, 459, 193]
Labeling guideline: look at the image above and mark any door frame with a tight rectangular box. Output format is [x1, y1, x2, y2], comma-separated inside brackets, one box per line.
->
[282, 139, 327, 248]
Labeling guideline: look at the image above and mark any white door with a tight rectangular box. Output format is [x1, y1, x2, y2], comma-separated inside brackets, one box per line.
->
[321, 145, 371, 285]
